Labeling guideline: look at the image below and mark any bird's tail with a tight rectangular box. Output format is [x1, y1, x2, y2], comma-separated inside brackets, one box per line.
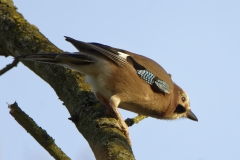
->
[16, 52, 96, 65]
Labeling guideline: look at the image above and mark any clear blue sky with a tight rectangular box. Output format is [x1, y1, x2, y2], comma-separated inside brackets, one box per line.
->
[1, 1, 240, 160]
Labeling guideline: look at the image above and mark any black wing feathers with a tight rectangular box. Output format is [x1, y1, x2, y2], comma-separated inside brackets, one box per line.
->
[65, 36, 127, 66]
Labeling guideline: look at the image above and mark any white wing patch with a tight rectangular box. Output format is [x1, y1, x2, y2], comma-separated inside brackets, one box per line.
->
[118, 51, 129, 59]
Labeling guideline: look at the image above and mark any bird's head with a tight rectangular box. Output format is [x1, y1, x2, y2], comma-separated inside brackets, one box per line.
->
[166, 86, 198, 122]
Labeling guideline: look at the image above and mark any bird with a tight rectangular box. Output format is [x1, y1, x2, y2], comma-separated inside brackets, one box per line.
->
[18, 36, 198, 145]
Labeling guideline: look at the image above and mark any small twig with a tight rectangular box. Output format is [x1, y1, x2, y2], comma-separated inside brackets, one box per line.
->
[125, 114, 148, 127]
[8, 102, 71, 160]
[0, 59, 19, 76]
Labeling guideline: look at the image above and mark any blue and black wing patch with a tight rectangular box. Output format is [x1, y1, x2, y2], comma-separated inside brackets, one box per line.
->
[136, 70, 170, 94]
[127, 56, 170, 94]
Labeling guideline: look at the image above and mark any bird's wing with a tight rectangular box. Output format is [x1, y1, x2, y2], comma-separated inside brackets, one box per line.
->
[65, 36, 171, 94]
[65, 36, 128, 67]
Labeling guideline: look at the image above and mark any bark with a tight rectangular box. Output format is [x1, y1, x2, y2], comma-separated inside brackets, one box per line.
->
[0, 58, 18, 75]
[9, 102, 71, 160]
[0, 0, 135, 159]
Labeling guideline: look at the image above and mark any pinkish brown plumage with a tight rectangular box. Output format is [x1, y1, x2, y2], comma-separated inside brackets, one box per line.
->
[18, 36, 198, 145]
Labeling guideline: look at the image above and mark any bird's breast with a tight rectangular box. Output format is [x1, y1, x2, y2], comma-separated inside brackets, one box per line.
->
[84, 61, 172, 119]
[84, 58, 119, 98]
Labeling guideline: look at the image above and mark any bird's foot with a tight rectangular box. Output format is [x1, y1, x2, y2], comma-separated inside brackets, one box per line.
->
[118, 119, 131, 145]
[96, 93, 132, 145]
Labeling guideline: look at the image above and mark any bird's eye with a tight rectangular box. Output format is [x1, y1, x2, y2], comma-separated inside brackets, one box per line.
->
[181, 97, 186, 102]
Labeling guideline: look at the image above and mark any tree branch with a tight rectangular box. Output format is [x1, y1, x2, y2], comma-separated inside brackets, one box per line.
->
[0, 1, 135, 159]
[125, 115, 148, 127]
[0, 59, 18, 76]
[8, 102, 71, 160]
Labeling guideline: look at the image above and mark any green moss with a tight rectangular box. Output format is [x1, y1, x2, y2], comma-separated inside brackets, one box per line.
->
[0, 0, 16, 9]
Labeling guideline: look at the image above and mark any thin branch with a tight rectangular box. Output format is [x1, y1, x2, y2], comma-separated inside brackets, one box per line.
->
[8, 102, 71, 160]
[0, 59, 19, 76]
[125, 115, 148, 127]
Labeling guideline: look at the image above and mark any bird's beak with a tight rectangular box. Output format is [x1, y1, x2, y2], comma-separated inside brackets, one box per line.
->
[186, 110, 198, 121]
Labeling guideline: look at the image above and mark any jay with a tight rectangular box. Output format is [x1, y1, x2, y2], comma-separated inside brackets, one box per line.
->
[19, 36, 198, 144]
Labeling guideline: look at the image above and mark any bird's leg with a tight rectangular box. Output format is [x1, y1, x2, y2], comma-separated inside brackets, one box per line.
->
[109, 95, 131, 145]
[96, 93, 131, 145]
[96, 92, 116, 118]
